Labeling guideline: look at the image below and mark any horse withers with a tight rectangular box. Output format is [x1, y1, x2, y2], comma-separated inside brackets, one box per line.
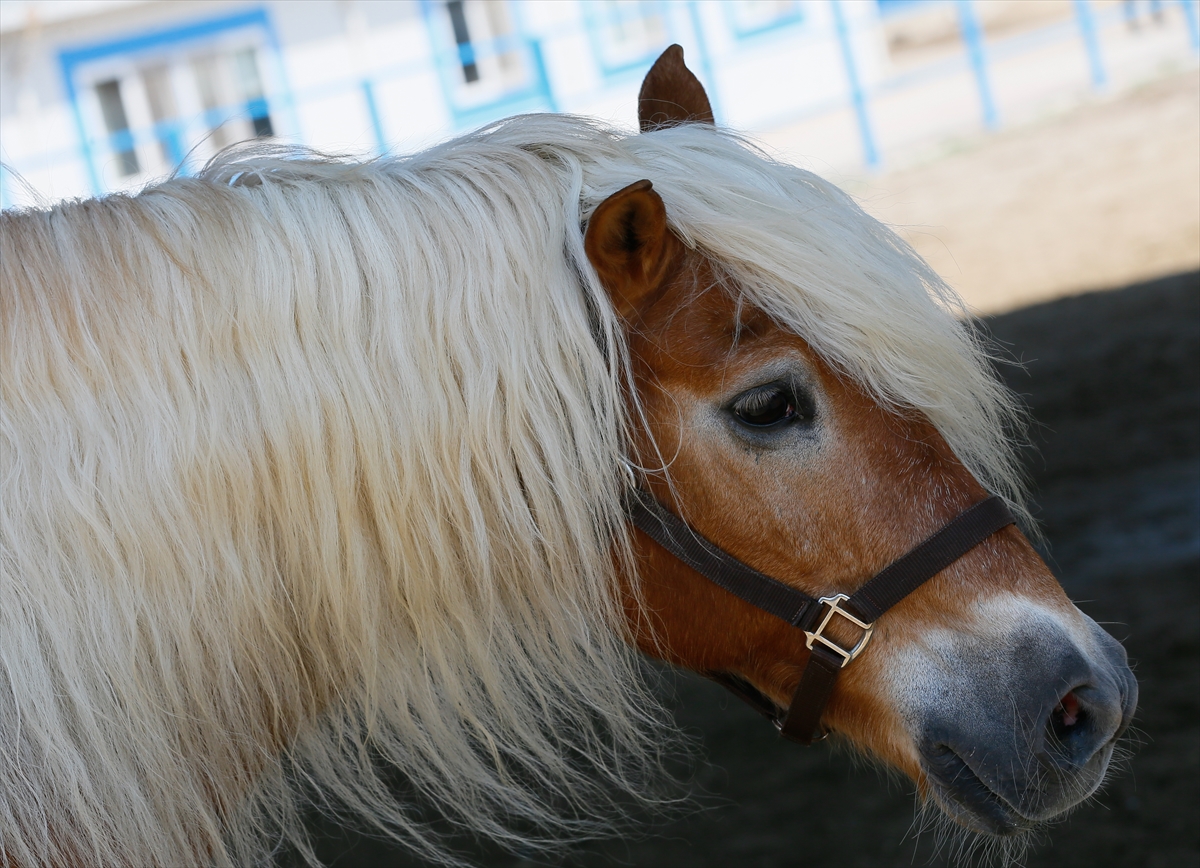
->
[0, 44, 1135, 867]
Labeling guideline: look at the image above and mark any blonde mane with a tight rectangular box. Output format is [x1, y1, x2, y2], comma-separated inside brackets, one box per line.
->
[0, 114, 1024, 866]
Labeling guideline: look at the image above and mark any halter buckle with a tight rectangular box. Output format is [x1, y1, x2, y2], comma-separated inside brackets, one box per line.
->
[771, 717, 830, 741]
[804, 594, 874, 668]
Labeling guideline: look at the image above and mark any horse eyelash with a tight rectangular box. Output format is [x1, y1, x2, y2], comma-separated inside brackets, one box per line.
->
[733, 383, 791, 414]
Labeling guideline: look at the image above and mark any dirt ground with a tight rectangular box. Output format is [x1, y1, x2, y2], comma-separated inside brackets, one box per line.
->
[846, 69, 1200, 313]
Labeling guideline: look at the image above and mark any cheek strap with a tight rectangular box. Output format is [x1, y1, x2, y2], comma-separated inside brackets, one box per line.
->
[626, 490, 1016, 744]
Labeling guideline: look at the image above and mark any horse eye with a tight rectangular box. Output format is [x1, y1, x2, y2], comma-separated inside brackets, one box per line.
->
[731, 384, 799, 428]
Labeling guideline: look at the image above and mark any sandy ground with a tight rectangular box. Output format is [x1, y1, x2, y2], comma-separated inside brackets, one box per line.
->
[844, 69, 1200, 313]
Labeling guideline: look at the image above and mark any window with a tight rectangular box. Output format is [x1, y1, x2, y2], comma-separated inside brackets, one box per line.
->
[425, 0, 551, 125]
[191, 46, 273, 150]
[93, 43, 273, 180]
[439, 1, 527, 106]
[588, 0, 670, 73]
[60, 9, 284, 193]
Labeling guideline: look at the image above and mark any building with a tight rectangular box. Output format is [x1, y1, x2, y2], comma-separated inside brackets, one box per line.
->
[0, 0, 889, 206]
[1, 0, 1196, 208]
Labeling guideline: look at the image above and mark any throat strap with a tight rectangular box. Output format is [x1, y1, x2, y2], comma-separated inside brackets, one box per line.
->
[627, 490, 1015, 744]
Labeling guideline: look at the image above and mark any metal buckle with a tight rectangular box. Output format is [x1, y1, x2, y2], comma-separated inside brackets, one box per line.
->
[771, 717, 830, 741]
[804, 594, 874, 668]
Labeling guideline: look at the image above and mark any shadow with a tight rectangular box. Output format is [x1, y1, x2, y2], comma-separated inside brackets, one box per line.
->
[297, 271, 1200, 867]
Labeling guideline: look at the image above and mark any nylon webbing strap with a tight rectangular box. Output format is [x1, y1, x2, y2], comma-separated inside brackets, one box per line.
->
[626, 490, 821, 629]
[706, 671, 783, 720]
[778, 645, 843, 743]
[627, 489, 1016, 746]
[846, 496, 1017, 623]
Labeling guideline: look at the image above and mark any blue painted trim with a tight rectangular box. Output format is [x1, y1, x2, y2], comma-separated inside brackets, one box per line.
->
[831, 0, 879, 168]
[956, 0, 999, 129]
[154, 120, 187, 167]
[876, 0, 940, 17]
[59, 8, 272, 67]
[685, 1, 722, 124]
[508, 0, 557, 112]
[722, 0, 804, 40]
[1182, 0, 1200, 52]
[1072, 0, 1107, 88]
[583, 0, 672, 78]
[58, 59, 102, 195]
[583, 0, 676, 79]
[529, 39, 558, 113]
[362, 80, 387, 154]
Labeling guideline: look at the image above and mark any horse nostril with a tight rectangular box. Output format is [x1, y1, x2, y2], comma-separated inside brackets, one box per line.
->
[1055, 690, 1081, 727]
[1047, 689, 1091, 756]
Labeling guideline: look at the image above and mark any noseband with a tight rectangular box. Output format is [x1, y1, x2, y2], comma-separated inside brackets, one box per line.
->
[626, 490, 1015, 744]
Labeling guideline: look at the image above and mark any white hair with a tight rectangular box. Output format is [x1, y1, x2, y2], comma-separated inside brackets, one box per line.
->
[0, 114, 1025, 866]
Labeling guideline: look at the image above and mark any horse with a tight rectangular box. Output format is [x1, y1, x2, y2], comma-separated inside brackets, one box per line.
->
[0, 46, 1136, 866]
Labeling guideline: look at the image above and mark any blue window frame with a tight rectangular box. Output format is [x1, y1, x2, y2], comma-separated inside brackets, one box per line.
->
[421, 0, 553, 129]
[585, 0, 673, 77]
[876, 0, 944, 18]
[59, 7, 289, 194]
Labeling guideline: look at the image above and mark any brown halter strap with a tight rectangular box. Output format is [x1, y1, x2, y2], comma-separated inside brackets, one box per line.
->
[626, 490, 1016, 744]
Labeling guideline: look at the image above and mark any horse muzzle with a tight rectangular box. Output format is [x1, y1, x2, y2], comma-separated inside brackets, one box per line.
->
[913, 613, 1137, 836]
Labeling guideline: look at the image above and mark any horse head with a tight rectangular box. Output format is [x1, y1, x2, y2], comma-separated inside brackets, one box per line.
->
[586, 46, 1137, 838]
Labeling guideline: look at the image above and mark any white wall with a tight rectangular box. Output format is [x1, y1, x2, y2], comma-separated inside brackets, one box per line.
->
[2, 0, 1193, 208]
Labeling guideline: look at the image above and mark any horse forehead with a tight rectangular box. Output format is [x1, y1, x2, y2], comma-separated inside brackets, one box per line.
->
[633, 271, 809, 383]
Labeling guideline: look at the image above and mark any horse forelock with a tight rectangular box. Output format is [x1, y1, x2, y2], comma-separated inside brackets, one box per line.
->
[1, 113, 1025, 866]
[610, 125, 1027, 527]
[470, 114, 1026, 522]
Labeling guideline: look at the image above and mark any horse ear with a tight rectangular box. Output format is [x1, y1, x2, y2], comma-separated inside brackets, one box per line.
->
[584, 179, 679, 321]
[639, 44, 715, 132]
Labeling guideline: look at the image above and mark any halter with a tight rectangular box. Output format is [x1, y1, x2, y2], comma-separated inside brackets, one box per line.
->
[626, 489, 1015, 744]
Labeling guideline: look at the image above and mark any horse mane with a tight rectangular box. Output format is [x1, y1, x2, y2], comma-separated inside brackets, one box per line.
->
[0, 114, 1025, 866]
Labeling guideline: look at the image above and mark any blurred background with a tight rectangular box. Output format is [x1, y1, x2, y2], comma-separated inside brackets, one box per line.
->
[2, 1, 1196, 866]
[1, 0, 1197, 310]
